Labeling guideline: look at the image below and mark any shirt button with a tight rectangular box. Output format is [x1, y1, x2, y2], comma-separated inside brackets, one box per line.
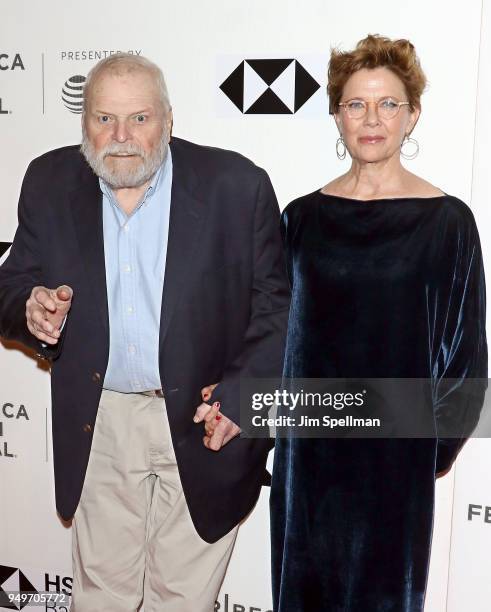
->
[83, 423, 92, 433]
[127, 306, 134, 314]
[123, 225, 130, 233]
[128, 344, 136, 355]
[123, 264, 131, 273]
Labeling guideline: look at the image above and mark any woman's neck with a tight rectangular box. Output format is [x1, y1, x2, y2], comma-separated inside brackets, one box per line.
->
[333, 157, 412, 200]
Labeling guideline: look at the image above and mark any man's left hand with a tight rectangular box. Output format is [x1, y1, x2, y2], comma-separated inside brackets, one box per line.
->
[193, 385, 241, 451]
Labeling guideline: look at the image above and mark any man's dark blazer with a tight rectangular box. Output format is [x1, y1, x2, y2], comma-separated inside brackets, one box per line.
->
[0, 137, 290, 542]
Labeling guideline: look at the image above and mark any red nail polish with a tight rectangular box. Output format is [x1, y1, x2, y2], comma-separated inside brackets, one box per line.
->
[214, 401, 220, 408]
[215, 415, 222, 421]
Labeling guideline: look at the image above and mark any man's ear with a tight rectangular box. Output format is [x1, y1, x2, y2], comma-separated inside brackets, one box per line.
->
[166, 109, 174, 138]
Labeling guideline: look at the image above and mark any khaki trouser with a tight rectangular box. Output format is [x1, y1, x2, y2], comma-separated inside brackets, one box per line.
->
[70, 389, 238, 612]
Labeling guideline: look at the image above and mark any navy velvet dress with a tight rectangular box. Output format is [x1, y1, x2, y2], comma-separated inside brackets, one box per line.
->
[270, 191, 487, 612]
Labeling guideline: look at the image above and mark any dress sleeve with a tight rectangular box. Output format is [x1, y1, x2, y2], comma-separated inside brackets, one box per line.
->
[428, 204, 488, 473]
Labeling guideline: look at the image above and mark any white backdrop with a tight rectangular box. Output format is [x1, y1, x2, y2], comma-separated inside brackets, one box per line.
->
[0, 1, 490, 610]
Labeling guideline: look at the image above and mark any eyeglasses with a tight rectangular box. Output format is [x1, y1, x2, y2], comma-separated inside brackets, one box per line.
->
[338, 97, 410, 120]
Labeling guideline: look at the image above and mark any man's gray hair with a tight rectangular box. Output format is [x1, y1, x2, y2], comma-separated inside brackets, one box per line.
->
[82, 53, 171, 116]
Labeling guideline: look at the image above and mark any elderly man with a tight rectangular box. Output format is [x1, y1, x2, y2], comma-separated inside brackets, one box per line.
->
[0, 54, 289, 611]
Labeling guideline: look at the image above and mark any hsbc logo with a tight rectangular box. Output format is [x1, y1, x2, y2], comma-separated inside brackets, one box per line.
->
[0, 566, 38, 610]
[220, 58, 320, 114]
[0, 565, 71, 611]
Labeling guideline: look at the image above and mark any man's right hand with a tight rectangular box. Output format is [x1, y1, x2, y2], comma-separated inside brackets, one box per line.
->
[26, 285, 73, 345]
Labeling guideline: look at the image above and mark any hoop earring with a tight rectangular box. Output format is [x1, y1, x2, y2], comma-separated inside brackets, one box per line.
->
[400, 136, 419, 160]
[336, 137, 346, 160]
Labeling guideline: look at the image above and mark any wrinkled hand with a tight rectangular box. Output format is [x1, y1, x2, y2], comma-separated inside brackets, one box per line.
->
[26, 285, 73, 345]
[193, 383, 241, 451]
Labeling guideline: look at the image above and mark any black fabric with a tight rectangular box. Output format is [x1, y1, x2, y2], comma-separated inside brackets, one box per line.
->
[271, 190, 487, 611]
[0, 137, 290, 542]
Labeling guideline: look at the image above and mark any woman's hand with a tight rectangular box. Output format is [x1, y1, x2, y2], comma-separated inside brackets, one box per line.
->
[193, 383, 242, 450]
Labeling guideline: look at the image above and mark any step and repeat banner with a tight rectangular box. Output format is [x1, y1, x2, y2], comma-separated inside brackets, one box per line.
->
[1, 1, 490, 610]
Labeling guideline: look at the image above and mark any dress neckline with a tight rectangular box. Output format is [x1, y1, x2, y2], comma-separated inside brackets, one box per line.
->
[317, 190, 447, 204]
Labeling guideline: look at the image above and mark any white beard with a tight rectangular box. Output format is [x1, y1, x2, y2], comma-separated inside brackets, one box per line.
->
[80, 127, 168, 189]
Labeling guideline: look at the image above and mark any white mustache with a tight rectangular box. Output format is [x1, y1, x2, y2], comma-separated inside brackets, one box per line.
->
[102, 144, 144, 158]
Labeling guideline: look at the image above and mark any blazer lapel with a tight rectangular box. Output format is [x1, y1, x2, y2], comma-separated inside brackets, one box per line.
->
[68, 140, 204, 350]
[159, 139, 206, 349]
[69, 173, 109, 334]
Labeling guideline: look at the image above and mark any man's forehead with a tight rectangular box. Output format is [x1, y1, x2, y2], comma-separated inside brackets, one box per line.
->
[92, 93, 157, 105]
[93, 69, 157, 92]
[88, 71, 160, 108]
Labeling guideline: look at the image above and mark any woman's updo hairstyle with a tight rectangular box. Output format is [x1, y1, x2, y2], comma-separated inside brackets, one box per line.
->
[327, 34, 427, 114]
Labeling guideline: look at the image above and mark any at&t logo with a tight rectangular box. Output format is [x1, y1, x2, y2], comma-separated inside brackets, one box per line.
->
[61, 75, 86, 114]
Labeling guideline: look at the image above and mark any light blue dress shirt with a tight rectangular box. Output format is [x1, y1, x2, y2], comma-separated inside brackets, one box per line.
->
[101, 150, 173, 392]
